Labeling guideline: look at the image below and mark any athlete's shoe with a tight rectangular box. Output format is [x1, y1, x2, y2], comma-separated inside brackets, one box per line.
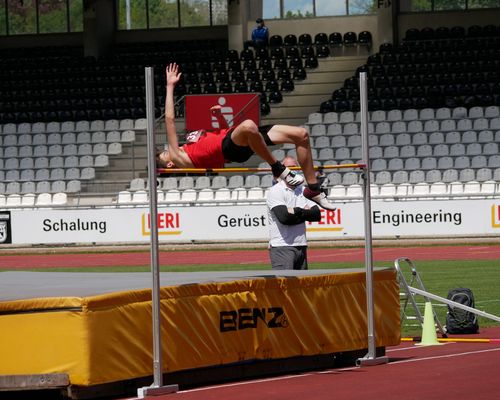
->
[303, 187, 336, 210]
[279, 167, 304, 187]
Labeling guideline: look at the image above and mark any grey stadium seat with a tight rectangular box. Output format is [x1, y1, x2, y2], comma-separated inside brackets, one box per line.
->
[471, 155, 487, 169]
[459, 168, 475, 182]
[342, 172, 359, 185]
[409, 170, 425, 183]
[417, 145, 433, 157]
[375, 171, 392, 185]
[195, 176, 211, 189]
[421, 157, 437, 170]
[437, 157, 454, 170]
[425, 169, 442, 183]
[445, 131, 461, 144]
[440, 119, 456, 132]
[404, 157, 420, 170]
[442, 169, 459, 183]
[403, 109, 419, 120]
[428, 131, 444, 144]
[228, 175, 244, 188]
[476, 168, 493, 182]
[478, 130, 494, 143]
[435, 107, 451, 119]
[412, 132, 427, 145]
[392, 170, 408, 184]
[379, 134, 395, 146]
[387, 109, 402, 121]
[433, 144, 449, 157]
[395, 133, 411, 146]
[162, 177, 178, 190]
[483, 142, 498, 155]
[178, 177, 195, 190]
[415, 109, 438, 129]
[211, 176, 228, 189]
[400, 145, 416, 158]
[371, 159, 387, 172]
[388, 158, 404, 171]
[454, 156, 470, 169]
[244, 174, 261, 188]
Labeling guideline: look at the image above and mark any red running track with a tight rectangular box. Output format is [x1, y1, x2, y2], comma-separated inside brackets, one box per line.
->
[125, 327, 500, 400]
[1, 245, 500, 269]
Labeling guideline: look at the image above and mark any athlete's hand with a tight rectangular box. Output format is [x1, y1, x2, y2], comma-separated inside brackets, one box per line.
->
[210, 105, 222, 115]
[166, 63, 182, 87]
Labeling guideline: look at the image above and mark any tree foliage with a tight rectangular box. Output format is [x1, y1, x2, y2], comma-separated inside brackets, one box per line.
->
[3, 0, 83, 35]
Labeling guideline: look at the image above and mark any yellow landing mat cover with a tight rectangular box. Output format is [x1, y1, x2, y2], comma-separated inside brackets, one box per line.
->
[0, 270, 400, 386]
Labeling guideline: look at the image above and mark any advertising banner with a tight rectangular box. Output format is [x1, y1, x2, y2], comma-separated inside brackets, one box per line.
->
[4, 199, 500, 245]
[185, 93, 260, 131]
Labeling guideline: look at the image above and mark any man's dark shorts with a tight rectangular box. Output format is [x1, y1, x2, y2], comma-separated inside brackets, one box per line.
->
[269, 246, 308, 270]
[222, 124, 275, 163]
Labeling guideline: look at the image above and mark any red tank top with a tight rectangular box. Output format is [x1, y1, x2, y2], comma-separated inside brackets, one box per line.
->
[182, 129, 229, 168]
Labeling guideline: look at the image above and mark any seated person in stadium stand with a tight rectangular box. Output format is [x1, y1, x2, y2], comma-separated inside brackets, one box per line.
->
[157, 62, 336, 210]
[267, 156, 321, 270]
[244, 18, 269, 49]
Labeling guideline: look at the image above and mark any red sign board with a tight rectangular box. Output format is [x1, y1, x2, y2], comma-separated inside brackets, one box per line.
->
[185, 93, 260, 131]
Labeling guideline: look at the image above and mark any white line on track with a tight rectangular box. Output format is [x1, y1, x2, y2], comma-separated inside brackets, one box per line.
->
[386, 343, 451, 353]
[173, 347, 500, 395]
[389, 346, 500, 364]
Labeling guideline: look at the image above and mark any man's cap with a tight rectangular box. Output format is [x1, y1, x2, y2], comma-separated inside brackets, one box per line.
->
[256, 18, 263, 23]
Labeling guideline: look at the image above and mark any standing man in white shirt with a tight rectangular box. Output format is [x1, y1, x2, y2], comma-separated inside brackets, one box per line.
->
[267, 156, 322, 270]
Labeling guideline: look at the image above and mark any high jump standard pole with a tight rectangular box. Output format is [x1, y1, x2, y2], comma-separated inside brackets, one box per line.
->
[138, 67, 178, 398]
[356, 71, 389, 366]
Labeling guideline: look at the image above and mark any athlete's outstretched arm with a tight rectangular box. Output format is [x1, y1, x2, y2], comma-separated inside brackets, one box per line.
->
[164, 63, 184, 164]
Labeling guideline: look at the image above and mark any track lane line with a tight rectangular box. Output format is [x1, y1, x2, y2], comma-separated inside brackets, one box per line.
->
[166, 347, 500, 396]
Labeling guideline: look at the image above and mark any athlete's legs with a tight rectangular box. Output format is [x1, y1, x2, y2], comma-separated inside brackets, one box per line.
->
[229, 120, 304, 186]
[230, 119, 276, 165]
[266, 125, 317, 184]
[267, 124, 336, 211]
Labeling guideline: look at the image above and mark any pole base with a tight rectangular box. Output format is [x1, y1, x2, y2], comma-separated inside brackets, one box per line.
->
[137, 384, 179, 398]
[356, 355, 389, 367]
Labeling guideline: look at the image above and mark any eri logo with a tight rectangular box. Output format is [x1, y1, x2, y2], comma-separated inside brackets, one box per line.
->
[306, 208, 343, 232]
[491, 205, 500, 228]
[141, 211, 182, 236]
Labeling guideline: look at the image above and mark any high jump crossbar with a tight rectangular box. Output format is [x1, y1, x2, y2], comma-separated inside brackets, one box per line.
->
[157, 163, 366, 175]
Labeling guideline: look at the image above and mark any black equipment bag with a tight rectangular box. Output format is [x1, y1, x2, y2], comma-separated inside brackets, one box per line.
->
[445, 288, 479, 334]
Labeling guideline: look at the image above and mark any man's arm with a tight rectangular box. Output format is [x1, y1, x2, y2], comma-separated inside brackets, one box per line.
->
[271, 205, 320, 225]
[251, 28, 257, 42]
[211, 105, 229, 129]
[292, 205, 321, 222]
[164, 63, 185, 165]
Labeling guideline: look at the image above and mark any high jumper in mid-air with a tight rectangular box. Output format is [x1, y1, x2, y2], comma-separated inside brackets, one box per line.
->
[156, 62, 336, 210]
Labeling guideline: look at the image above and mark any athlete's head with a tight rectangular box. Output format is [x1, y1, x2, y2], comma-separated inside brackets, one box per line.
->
[156, 149, 175, 169]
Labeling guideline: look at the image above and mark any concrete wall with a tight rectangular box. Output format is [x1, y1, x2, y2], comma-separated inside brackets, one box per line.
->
[114, 25, 228, 44]
[83, 0, 115, 57]
[0, 33, 82, 49]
